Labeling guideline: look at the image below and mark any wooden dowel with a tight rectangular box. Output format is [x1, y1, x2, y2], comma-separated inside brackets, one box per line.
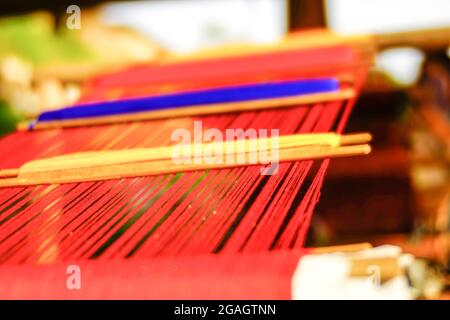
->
[373, 27, 450, 50]
[310, 242, 373, 254]
[0, 143, 371, 187]
[14, 133, 371, 174]
[350, 257, 402, 282]
[339, 132, 372, 146]
[0, 169, 20, 178]
[309, 243, 403, 282]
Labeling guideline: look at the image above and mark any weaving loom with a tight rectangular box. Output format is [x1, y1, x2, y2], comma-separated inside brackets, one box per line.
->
[0, 34, 376, 299]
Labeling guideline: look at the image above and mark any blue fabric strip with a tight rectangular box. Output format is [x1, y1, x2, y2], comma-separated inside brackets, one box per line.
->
[36, 78, 339, 124]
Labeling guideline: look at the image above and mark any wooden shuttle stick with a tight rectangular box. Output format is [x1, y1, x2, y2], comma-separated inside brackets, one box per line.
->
[0, 132, 371, 187]
[6, 132, 371, 173]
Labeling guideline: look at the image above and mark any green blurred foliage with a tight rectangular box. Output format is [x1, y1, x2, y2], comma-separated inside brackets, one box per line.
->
[0, 102, 21, 137]
[0, 13, 97, 137]
[0, 13, 95, 65]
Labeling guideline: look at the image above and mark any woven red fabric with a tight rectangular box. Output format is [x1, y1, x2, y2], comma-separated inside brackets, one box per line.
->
[0, 250, 309, 299]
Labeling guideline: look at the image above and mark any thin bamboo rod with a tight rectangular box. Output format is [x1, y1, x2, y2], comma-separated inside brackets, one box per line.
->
[15, 132, 371, 174]
[0, 142, 371, 187]
[0, 169, 20, 178]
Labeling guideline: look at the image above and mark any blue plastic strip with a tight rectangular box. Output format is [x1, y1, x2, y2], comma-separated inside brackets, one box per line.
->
[36, 78, 339, 124]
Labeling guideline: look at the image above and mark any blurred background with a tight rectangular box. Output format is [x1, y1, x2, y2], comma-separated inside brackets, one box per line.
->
[0, 0, 448, 298]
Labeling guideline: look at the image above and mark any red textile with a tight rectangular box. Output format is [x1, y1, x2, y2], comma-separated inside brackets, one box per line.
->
[0, 250, 308, 299]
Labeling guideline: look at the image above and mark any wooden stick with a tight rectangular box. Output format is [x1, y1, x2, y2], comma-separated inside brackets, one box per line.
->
[15, 132, 371, 174]
[339, 132, 372, 146]
[373, 27, 450, 51]
[0, 169, 20, 178]
[350, 257, 402, 282]
[310, 242, 373, 254]
[164, 30, 374, 63]
[0, 143, 371, 187]
[18, 88, 355, 131]
[309, 243, 403, 282]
